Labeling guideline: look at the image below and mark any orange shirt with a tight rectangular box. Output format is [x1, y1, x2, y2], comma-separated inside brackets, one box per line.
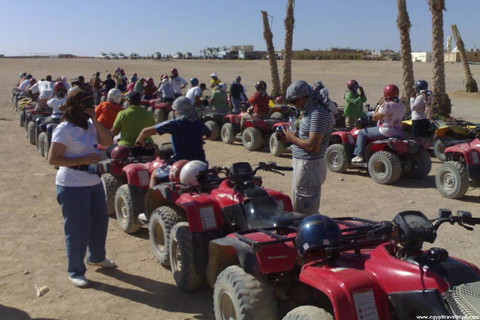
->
[95, 101, 124, 129]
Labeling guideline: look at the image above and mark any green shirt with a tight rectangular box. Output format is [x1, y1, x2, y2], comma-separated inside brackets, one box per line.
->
[344, 91, 367, 120]
[134, 81, 144, 93]
[210, 90, 229, 113]
[113, 105, 155, 147]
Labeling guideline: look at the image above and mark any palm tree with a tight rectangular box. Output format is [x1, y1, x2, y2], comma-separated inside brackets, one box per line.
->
[397, 0, 415, 104]
[451, 24, 478, 93]
[282, 0, 295, 97]
[429, 0, 451, 117]
[261, 10, 281, 97]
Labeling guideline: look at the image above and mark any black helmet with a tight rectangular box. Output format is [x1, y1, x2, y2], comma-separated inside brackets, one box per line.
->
[296, 215, 342, 257]
[255, 80, 267, 91]
[415, 80, 428, 92]
[190, 77, 199, 87]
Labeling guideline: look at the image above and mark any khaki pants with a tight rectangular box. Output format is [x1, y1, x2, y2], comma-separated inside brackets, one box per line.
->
[292, 157, 327, 215]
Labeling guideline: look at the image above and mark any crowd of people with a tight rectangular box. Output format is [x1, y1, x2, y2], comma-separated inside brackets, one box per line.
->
[14, 67, 433, 288]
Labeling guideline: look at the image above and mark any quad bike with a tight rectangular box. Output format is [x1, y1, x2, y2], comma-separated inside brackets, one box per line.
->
[435, 136, 480, 199]
[153, 161, 305, 291]
[12, 89, 28, 112]
[24, 107, 52, 146]
[325, 126, 432, 184]
[37, 119, 61, 158]
[220, 102, 250, 145]
[202, 108, 230, 141]
[147, 99, 173, 124]
[208, 209, 480, 320]
[269, 122, 291, 157]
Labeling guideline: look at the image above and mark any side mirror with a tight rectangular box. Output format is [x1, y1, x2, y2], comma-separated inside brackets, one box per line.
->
[437, 208, 452, 219]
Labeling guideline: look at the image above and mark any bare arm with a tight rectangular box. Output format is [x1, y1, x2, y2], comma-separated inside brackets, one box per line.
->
[48, 142, 99, 167]
[284, 130, 324, 153]
[85, 109, 113, 146]
[135, 126, 158, 147]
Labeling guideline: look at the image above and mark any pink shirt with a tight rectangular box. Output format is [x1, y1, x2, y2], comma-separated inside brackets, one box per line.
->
[377, 100, 405, 137]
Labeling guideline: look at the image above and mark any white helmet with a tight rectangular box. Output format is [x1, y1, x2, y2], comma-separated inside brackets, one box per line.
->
[108, 88, 123, 104]
[220, 82, 228, 91]
[179, 160, 208, 186]
[67, 87, 81, 95]
[210, 73, 218, 78]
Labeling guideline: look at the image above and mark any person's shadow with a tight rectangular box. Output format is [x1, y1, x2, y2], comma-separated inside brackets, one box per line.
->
[0, 304, 59, 320]
[91, 268, 214, 320]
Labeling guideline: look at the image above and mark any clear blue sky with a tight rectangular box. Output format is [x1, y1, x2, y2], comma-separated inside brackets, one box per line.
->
[1, 0, 479, 56]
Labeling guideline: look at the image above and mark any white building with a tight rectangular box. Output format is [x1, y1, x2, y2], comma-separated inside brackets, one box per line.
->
[411, 52, 433, 62]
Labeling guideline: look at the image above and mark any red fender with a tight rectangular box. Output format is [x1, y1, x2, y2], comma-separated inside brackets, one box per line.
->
[175, 193, 224, 232]
[444, 138, 480, 165]
[330, 130, 356, 144]
[122, 157, 165, 188]
[225, 113, 242, 125]
[265, 189, 293, 211]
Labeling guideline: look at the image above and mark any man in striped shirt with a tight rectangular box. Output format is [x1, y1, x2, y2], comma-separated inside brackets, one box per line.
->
[282, 81, 334, 215]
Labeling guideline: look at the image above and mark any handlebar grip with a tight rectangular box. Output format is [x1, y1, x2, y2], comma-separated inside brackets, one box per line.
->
[464, 217, 480, 226]
[367, 222, 392, 239]
[274, 166, 293, 171]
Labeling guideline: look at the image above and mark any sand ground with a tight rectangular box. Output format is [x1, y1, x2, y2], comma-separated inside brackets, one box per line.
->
[0, 59, 479, 320]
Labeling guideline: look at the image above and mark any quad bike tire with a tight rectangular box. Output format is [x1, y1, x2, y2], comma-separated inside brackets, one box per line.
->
[102, 174, 126, 215]
[154, 109, 165, 124]
[205, 120, 220, 140]
[403, 149, 432, 179]
[20, 113, 25, 127]
[269, 133, 285, 157]
[221, 122, 236, 144]
[242, 127, 263, 151]
[168, 110, 175, 120]
[325, 144, 349, 173]
[435, 161, 469, 199]
[114, 184, 142, 234]
[38, 133, 46, 158]
[214, 265, 278, 320]
[270, 111, 283, 119]
[169, 222, 204, 291]
[368, 151, 402, 185]
[28, 122, 36, 145]
[433, 138, 452, 162]
[149, 206, 186, 267]
[283, 306, 333, 320]
[43, 137, 50, 159]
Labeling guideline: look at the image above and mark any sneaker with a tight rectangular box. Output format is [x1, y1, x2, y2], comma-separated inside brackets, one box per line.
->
[235, 133, 242, 139]
[351, 155, 364, 163]
[69, 275, 89, 288]
[87, 259, 117, 269]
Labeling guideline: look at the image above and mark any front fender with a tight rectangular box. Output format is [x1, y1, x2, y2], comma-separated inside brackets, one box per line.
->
[122, 163, 151, 189]
[175, 193, 224, 232]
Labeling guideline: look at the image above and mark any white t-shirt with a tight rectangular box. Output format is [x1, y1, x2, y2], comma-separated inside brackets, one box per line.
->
[186, 87, 202, 103]
[170, 76, 188, 94]
[52, 119, 101, 187]
[377, 101, 405, 137]
[19, 79, 30, 92]
[29, 81, 55, 100]
[410, 95, 428, 120]
[47, 96, 67, 119]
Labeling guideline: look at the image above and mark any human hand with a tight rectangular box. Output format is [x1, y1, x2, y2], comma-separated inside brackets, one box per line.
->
[81, 153, 100, 165]
[247, 107, 253, 114]
[135, 138, 145, 148]
[277, 131, 287, 143]
[282, 127, 296, 142]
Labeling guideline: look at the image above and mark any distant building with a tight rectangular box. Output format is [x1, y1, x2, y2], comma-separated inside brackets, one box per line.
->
[412, 52, 433, 62]
[57, 54, 74, 58]
[230, 45, 254, 52]
[445, 47, 480, 63]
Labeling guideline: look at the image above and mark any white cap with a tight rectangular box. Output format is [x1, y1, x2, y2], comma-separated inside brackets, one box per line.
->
[210, 73, 218, 78]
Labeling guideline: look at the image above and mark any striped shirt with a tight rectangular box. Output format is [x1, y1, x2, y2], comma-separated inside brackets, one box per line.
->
[292, 103, 333, 160]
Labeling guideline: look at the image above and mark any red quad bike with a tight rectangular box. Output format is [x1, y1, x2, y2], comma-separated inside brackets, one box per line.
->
[220, 102, 249, 145]
[146, 99, 173, 124]
[153, 162, 306, 291]
[208, 209, 480, 320]
[37, 117, 61, 157]
[24, 106, 52, 146]
[435, 136, 480, 199]
[325, 126, 432, 184]
[269, 122, 291, 157]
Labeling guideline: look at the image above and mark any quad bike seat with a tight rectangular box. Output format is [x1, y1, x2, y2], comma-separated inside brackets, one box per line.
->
[242, 196, 306, 229]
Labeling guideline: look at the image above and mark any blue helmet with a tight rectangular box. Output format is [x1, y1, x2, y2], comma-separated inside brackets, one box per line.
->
[415, 80, 428, 92]
[296, 214, 342, 257]
[190, 77, 199, 87]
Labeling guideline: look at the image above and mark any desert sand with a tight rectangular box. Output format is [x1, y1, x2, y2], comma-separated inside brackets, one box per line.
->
[0, 58, 479, 320]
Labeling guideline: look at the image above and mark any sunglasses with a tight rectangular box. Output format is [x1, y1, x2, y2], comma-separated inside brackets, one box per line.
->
[289, 98, 300, 104]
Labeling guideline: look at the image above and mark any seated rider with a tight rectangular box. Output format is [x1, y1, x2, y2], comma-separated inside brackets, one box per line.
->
[45, 81, 68, 123]
[111, 91, 155, 148]
[240, 80, 270, 131]
[135, 96, 211, 187]
[351, 84, 405, 163]
[95, 88, 124, 130]
[209, 83, 229, 113]
[143, 78, 158, 100]
[156, 78, 174, 102]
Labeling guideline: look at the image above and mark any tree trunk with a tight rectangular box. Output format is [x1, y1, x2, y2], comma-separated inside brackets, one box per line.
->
[261, 11, 281, 98]
[429, 0, 451, 117]
[282, 0, 295, 97]
[451, 24, 478, 93]
[396, 0, 415, 106]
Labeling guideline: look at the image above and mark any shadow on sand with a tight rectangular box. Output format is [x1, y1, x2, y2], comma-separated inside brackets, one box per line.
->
[0, 304, 59, 320]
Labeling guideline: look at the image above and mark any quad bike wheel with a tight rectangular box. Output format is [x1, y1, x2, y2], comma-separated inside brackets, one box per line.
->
[168, 110, 175, 120]
[283, 306, 333, 320]
[403, 149, 432, 179]
[102, 174, 126, 215]
[114, 185, 142, 234]
[154, 109, 165, 124]
[28, 122, 36, 145]
[20, 113, 25, 127]
[38, 133, 46, 157]
[169, 222, 204, 291]
[325, 144, 349, 173]
[368, 151, 402, 185]
[43, 137, 50, 159]
[205, 120, 220, 140]
[242, 127, 263, 151]
[149, 206, 186, 267]
[269, 133, 285, 157]
[214, 265, 278, 320]
[433, 138, 452, 162]
[435, 161, 469, 199]
[221, 123, 236, 144]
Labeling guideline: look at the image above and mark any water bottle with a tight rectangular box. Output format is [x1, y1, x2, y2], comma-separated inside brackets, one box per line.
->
[288, 116, 297, 132]
[88, 144, 99, 175]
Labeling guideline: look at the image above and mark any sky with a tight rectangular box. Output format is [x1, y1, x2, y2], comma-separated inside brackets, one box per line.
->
[1, 0, 479, 57]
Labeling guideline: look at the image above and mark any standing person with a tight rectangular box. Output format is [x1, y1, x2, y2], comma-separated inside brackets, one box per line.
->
[28, 75, 55, 111]
[170, 68, 188, 98]
[351, 84, 406, 163]
[410, 80, 432, 137]
[240, 81, 270, 131]
[344, 80, 367, 127]
[229, 76, 248, 112]
[113, 69, 126, 92]
[47, 90, 115, 288]
[186, 78, 207, 107]
[210, 73, 221, 90]
[103, 74, 116, 92]
[282, 80, 334, 215]
[95, 88, 124, 130]
[91, 72, 102, 106]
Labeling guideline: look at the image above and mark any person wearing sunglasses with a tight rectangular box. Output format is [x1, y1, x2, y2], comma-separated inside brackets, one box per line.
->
[48, 89, 115, 288]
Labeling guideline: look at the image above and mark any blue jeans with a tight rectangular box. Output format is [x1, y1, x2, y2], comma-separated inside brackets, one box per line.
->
[354, 127, 386, 158]
[231, 97, 242, 113]
[56, 183, 109, 277]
